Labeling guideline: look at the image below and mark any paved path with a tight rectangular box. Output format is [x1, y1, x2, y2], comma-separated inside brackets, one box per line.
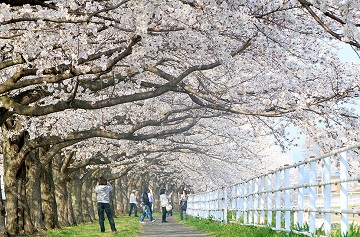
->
[138, 213, 213, 237]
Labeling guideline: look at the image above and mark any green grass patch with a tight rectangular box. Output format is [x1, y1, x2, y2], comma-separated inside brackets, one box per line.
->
[176, 214, 360, 237]
[175, 214, 306, 237]
[46, 215, 141, 237]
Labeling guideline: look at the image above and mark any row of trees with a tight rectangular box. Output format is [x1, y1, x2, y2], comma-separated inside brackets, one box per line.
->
[0, 0, 359, 236]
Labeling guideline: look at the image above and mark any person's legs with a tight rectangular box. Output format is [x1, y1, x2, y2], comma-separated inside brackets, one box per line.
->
[134, 204, 138, 217]
[104, 203, 117, 232]
[146, 205, 154, 221]
[161, 207, 167, 222]
[129, 203, 134, 216]
[140, 206, 147, 222]
[180, 208, 183, 220]
[97, 203, 105, 232]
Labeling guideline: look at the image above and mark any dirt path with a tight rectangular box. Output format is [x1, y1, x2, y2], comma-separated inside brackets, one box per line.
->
[138, 213, 213, 237]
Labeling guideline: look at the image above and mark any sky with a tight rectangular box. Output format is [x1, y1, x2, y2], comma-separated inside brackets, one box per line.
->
[338, 43, 360, 63]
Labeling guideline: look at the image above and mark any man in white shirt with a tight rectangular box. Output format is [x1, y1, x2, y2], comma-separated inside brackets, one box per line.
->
[128, 190, 138, 217]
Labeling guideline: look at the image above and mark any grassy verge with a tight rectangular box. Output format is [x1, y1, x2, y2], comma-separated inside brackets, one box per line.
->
[46, 215, 141, 237]
[175, 214, 306, 237]
[176, 214, 360, 237]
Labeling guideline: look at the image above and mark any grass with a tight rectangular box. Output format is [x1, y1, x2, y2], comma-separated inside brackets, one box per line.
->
[45, 212, 360, 237]
[175, 214, 307, 237]
[46, 215, 141, 237]
[176, 214, 360, 237]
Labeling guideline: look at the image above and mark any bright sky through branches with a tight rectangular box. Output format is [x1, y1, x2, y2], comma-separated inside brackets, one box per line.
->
[290, 43, 359, 163]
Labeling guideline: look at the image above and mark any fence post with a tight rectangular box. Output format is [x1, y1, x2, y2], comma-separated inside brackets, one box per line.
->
[275, 170, 281, 230]
[238, 184, 243, 221]
[260, 175, 265, 224]
[298, 164, 304, 228]
[254, 178, 259, 225]
[284, 165, 290, 231]
[339, 148, 349, 236]
[204, 193, 208, 219]
[309, 157, 317, 234]
[323, 152, 332, 234]
[223, 187, 228, 224]
[249, 179, 254, 224]
[243, 182, 248, 225]
[267, 173, 273, 226]
[231, 185, 235, 221]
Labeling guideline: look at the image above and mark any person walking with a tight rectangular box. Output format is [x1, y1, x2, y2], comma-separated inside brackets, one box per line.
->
[147, 189, 154, 214]
[179, 189, 188, 220]
[128, 189, 138, 217]
[140, 188, 156, 223]
[94, 176, 117, 232]
[160, 189, 173, 222]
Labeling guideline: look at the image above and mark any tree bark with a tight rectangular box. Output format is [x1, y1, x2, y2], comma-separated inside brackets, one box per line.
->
[115, 178, 127, 215]
[2, 122, 36, 236]
[72, 170, 84, 224]
[52, 152, 81, 226]
[25, 149, 46, 232]
[41, 161, 59, 230]
[81, 175, 95, 222]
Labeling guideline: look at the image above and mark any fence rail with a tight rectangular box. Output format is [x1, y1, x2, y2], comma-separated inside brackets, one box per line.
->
[187, 143, 360, 236]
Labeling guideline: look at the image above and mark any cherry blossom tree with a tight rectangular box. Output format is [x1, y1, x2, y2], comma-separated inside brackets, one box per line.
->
[0, 0, 359, 235]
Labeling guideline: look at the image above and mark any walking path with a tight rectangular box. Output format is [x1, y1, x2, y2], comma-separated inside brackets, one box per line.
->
[138, 213, 213, 237]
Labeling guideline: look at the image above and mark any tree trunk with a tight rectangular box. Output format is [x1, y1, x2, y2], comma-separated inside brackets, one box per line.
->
[41, 161, 59, 230]
[72, 170, 84, 224]
[25, 149, 46, 232]
[2, 124, 36, 236]
[3, 143, 19, 235]
[81, 179, 94, 222]
[115, 178, 127, 215]
[88, 179, 96, 221]
[54, 178, 71, 226]
[109, 180, 117, 217]
[67, 178, 76, 225]
[52, 154, 72, 226]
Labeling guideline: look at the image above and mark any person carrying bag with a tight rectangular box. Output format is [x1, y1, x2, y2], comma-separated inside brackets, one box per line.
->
[160, 189, 172, 222]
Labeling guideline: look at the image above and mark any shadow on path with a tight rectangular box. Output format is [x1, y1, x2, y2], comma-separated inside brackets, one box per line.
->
[138, 213, 213, 237]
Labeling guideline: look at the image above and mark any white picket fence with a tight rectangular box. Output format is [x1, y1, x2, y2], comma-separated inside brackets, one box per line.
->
[187, 143, 360, 236]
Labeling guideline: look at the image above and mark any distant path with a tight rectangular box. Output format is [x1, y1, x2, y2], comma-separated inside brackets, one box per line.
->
[138, 213, 213, 237]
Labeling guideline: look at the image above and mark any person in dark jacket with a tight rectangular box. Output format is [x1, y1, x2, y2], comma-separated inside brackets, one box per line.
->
[179, 189, 188, 220]
[94, 176, 117, 232]
[140, 188, 155, 223]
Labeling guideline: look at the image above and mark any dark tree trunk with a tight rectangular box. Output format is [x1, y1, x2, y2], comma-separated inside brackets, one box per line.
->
[115, 178, 127, 215]
[25, 149, 46, 232]
[52, 153, 81, 226]
[66, 174, 76, 226]
[41, 161, 59, 230]
[72, 170, 84, 224]
[2, 124, 36, 236]
[81, 178, 94, 222]
[88, 179, 96, 221]
[54, 179, 71, 226]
